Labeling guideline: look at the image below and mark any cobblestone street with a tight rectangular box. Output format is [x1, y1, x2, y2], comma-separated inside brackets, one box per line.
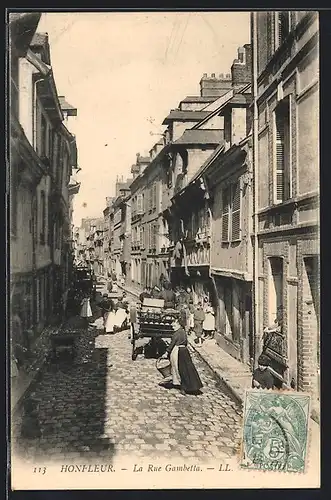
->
[13, 308, 243, 464]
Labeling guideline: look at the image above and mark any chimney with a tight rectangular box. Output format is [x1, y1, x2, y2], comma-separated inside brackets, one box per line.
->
[199, 72, 233, 97]
[231, 44, 252, 88]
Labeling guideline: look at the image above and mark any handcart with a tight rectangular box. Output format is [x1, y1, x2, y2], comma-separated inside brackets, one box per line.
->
[130, 297, 179, 361]
[50, 317, 82, 361]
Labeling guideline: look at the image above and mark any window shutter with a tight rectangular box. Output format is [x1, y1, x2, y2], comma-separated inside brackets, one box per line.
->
[147, 187, 151, 211]
[222, 187, 230, 242]
[152, 224, 156, 249]
[148, 224, 152, 250]
[153, 184, 157, 209]
[231, 182, 241, 241]
[275, 113, 285, 202]
[137, 194, 143, 214]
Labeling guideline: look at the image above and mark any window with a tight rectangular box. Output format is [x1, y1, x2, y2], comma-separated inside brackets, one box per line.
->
[148, 186, 153, 211]
[152, 184, 157, 210]
[40, 191, 46, 245]
[274, 97, 291, 203]
[151, 224, 157, 249]
[275, 12, 290, 49]
[41, 115, 47, 158]
[222, 182, 242, 242]
[221, 187, 230, 242]
[268, 257, 283, 327]
[141, 226, 145, 247]
[137, 194, 143, 214]
[231, 182, 241, 241]
[48, 127, 53, 162]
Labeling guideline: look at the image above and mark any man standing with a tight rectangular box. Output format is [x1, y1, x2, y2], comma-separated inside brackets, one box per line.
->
[193, 302, 205, 347]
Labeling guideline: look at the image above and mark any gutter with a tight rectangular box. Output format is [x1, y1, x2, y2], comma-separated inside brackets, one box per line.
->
[252, 13, 260, 368]
[27, 49, 64, 122]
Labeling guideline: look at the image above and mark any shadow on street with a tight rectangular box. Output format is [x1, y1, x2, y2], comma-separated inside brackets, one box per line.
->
[16, 303, 116, 462]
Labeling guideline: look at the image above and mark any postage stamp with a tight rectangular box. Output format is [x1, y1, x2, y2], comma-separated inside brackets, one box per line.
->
[240, 390, 311, 473]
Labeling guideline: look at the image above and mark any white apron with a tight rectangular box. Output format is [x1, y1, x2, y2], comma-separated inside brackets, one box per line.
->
[115, 308, 127, 328]
[80, 298, 92, 318]
[203, 307, 215, 331]
[170, 345, 182, 386]
[105, 311, 116, 333]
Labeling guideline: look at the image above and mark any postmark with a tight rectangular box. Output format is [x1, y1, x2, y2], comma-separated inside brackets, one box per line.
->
[240, 390, 310, 473]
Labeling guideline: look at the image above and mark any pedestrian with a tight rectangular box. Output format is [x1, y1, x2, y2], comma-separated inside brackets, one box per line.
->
[139, 287, 151, 304]
[252, 354, 274, 390]
[161, 281, 176, 309]
[164, 316, 203, 395]
[193, 302, 205, 346]
[99, 293, 113, 332]
[80, 294, 93, 327]
[151, 285, 162, 299]
[105, 301, 117, 334]
[187, 299, 195, 335]
[114, 303, 128, 332]
[203, 298, 215, 339]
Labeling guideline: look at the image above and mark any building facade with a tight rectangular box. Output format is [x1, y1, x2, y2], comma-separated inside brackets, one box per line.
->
[10, 18, 79, 385]
[251, 12, 319, 400]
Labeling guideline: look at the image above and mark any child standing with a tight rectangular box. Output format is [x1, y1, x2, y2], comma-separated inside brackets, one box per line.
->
[203, 298, 215, 339]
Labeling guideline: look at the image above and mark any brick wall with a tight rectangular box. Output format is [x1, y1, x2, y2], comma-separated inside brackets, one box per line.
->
[231, 44, 252, 87]
[297, 238, 319, 399]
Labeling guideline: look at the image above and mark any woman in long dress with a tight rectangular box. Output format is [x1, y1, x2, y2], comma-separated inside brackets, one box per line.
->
[80, 295, 93, 327]
[165, 317, 203, 395]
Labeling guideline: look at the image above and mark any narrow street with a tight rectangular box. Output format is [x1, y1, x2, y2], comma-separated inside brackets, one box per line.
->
[13, 299, 242, 463]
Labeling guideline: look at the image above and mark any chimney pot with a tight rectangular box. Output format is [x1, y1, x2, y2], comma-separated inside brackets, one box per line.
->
[211, 73, 216, 78]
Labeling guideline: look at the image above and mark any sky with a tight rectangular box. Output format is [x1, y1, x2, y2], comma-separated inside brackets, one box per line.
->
[37, 11, 250, 227]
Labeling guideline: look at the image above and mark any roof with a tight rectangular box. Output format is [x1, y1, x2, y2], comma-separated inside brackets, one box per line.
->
[173, 129, 223, 146]
[119, 182, 132, 191]
[173, 142, 225, 199]
[26, 48, 51, 76]
[29, 32, 51, 65]
[137, 156, 150, 164]
[181, 96, 217, 103]
[162, 110, 211, 125]
[31, 32, 48, 47]
[192, 85, 249, 130]
[9, 13, 41, 56]
[58, 96, 77, 116]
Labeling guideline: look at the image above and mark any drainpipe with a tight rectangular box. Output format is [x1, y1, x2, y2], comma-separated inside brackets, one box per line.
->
[204, 178, 218, 324]
[252, 12, 260, 368]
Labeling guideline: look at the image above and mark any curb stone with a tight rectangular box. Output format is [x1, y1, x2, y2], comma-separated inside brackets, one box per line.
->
[188, 338, 244, 407]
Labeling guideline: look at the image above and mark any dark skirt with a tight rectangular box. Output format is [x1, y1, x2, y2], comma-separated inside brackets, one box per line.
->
[178, 347, 203, 393]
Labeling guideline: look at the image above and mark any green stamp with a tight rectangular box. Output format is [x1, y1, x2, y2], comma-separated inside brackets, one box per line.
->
[240, 390, 310, 473]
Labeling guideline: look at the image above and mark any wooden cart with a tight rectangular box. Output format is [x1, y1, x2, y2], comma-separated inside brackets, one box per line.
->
[130, 297, 179, 360]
